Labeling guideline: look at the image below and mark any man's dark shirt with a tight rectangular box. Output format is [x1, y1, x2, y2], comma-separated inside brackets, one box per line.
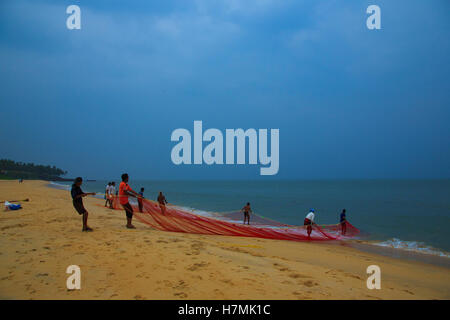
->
[71, 185, 84, 204]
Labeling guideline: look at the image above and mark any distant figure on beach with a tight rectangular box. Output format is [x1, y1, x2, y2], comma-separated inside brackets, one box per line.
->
[138, 187, 145, 213]
[241, 202, 252, 225]
[104, 182, 111, 207]
[119, 173, 140, 229]
[157, 191, 168, 215]
[340, 209, 347, 235]
[109, 182, 116, 209]
[19, 178, 23, 183]
[304, 208, 316, 239]
[71, 177, 96, 232]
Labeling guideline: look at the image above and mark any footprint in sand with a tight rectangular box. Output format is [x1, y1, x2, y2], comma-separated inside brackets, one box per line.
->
[345, 273, 362, 280]
[213, 289, 225, 298]
[273, 263, 292, 273]
[35, 273, 49, 277]
[292, 291, 308, 298]
[174, 280, 188, 290]
[187, 262, 209, 271]
[174, 292, 188, 298]
[302, 280, 318, 287]
[221, 279, 234, 285]
[289, 273, 310, 279]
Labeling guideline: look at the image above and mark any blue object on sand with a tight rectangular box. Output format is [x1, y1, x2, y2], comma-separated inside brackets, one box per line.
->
[8, 204, 22, 210]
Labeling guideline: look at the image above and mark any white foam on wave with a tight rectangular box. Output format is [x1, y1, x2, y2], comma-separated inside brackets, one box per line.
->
[174, 206, 219, 218]
[49, 181, 71, 190]
[373, 238, 450, 258]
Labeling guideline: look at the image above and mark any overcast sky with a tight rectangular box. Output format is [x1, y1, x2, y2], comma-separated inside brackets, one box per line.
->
[0, 0, 449, 180]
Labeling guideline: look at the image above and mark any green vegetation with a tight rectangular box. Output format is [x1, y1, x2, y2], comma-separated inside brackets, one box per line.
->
[0, 159, 68, 181]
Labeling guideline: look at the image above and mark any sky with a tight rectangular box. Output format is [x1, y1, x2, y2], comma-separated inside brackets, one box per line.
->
[0, 0, 449, 180]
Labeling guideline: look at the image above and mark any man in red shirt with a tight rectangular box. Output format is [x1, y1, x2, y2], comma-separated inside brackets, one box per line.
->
[119, 173, 141, 229]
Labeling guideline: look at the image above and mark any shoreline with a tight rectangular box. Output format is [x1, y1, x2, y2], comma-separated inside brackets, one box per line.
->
[1, 180, 449, 299]
[46, 180, 450, 268]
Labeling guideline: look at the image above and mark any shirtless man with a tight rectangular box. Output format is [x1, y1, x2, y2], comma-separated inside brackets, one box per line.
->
[157, 191, 168, 215]
[241, 202, 252, 225]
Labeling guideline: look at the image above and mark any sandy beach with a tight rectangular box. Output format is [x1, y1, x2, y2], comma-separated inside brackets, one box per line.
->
[0, 180, 449, 300]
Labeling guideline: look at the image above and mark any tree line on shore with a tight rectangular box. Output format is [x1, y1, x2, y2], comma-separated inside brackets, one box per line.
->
[0, 159, 68, 180]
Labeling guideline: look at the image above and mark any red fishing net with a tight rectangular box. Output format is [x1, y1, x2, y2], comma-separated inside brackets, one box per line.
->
[110, 196, 359, 241]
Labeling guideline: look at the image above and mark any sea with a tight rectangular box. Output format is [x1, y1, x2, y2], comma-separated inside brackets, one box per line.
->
[51, 179, 450, 264]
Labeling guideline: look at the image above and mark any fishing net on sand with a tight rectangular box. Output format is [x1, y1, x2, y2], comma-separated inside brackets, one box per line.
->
[110, 196, 359, 241]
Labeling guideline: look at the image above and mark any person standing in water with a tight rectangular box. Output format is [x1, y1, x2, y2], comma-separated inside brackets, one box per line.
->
[340, 209, 347, 235]
[241, 202, 252, 225]
[157, 191, 168, 215]
[71, 177, 96, 232]
[138, 187, 145, 213]
[304, 208, 316, 239]
[119, 173, 140, 229]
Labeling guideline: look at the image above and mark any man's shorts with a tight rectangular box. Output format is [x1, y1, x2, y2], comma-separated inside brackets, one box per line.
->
[122, 202, 133, 218]
[304, 218, 312, 226]
[73, 201, 87, 215]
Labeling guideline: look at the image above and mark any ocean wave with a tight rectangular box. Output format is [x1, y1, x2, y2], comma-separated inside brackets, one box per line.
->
[49, 181, 71, 190]
[373, 238, 450, 258]
[175, 206, 218, 218]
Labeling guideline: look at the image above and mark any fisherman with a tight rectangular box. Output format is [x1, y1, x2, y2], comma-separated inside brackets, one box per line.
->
[241, 202, 252, 225]
[71, 177, 96, 232]
[304, 208, 316, 239]
[340, 209, 347, 235]
[104, 182, 111, 207]
[157, 191, 168, 215]
[138, 187, 145, 213]
[109, 181, 116, 209]
[119, 173, 141, 229]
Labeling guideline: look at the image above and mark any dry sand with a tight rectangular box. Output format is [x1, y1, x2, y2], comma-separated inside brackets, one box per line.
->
[0, 180, 449, 299]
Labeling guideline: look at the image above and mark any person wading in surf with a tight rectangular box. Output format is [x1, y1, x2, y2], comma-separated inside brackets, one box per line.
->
[241, 202, 252, 225]
[71, 177, 96, 232]
[304, 208, 317, 239]
[119, 173, 141, 229]
[157, 191, 168, 215]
